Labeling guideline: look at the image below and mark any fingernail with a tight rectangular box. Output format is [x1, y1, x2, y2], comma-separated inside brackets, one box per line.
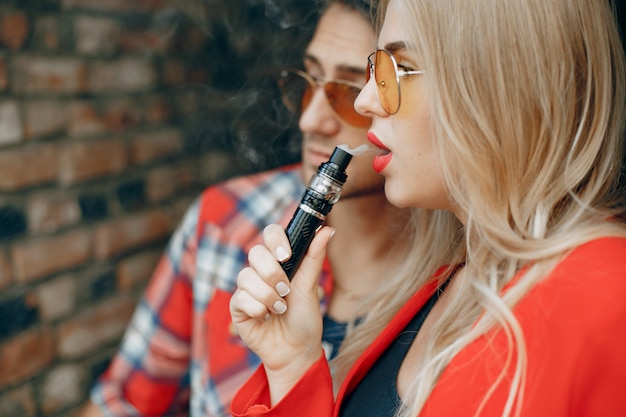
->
[264, 313, 271, 321]
[276, 281, 290, 297]
[329, 228, 336, 238]
[275, 246, 289, 262]
[273, 300, 287, 314]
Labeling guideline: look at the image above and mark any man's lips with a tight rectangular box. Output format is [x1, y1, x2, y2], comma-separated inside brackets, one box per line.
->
[306, 148, 330, 165]
[367, 132, 392, 173]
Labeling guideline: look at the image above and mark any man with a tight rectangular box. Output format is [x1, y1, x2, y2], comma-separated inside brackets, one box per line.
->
[78, 1, 409, 415]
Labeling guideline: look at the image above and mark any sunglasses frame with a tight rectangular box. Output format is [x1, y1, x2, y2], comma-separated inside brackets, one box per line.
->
[367, 49, 425, 115]
[278, 69, 371, 128]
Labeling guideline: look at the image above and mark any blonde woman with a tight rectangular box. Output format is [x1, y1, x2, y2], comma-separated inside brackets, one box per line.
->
[229, 0, 626, 416]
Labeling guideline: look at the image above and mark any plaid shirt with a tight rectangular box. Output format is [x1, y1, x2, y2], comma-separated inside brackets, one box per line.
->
[90, 165, 337, 417]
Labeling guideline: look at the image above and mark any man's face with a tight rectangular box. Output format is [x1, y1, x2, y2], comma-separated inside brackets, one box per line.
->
[299, 4, 383, 199]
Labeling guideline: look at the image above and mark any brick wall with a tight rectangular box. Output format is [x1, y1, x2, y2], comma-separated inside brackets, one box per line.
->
[0, 0, 318, 416]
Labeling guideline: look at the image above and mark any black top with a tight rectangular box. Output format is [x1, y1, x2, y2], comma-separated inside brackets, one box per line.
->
[339, 283, 447, 417]
[322, 314, 349, 360]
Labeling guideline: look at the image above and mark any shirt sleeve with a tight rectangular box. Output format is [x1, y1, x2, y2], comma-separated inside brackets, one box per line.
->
[90, 198, 201, 417]
[230, 353, 335, 417]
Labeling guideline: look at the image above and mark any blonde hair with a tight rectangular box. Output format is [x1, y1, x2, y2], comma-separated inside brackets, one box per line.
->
[332, 0, 626, 416]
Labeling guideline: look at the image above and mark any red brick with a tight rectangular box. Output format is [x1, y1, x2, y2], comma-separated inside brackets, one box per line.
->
[12, 56, 88, 94]
[32, 16, 60, 50]
[27, 192, 81, 234]
[0, 143, 58, 191]
[74, 16, 121, 56]
[89, 57, 157, 93]
[62, 0, 170, 13]
[145, 166, 177, 202]
[58, 138, 128, 185]
[0, 328, 56, 386]
[56, 295, 135, 358]
[0, 10, 29, 51]
[130, 128, 184, 165]
[0, 54, 8, 90]
[146, 162, 195, 202]
[162, 59, 186, 86]
[0, 384, 36, 417]
[0, 100, 23, 146]
[172, 195, 196, 224]
[94, 209, 173, 260]
[40, 364, 85, 415]
[12, 228, 93, 283]
[181, 26, 209, 55]
[102, 97, 142, 132]
[116, 249, 161, 291]
[0, 251, 12, 290]
[61, 0, 129, 13]
[23, 99, 68, 139]
[36, 275, 77, 320]
[197, 151, 242, 184]
[118, 31, 172, 55]
[142, 94, 171, 125]
[67, 100, 106, 137]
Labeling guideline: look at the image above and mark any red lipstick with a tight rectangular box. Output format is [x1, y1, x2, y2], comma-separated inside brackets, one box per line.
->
[367, 132, 392, 173]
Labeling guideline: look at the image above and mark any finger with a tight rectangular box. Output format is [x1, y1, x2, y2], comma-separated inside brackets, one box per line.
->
[237, 266, 288, 315]
[230, 288, 270, 322]
[291, 226, 335, 293]
[263, 224, 292, 262]
[248, 243, 291, 297]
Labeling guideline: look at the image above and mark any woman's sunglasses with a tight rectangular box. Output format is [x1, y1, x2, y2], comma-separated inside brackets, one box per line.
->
[278, 69, 371, 128]
[366, 49, 425, 115]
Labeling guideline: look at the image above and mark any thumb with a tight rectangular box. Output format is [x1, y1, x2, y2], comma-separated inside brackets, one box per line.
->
[290, 226, 335, 293]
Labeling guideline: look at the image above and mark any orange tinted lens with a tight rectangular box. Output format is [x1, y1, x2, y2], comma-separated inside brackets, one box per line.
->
[279, 71, 312, 113]
[324, 82, 371, 128]
[300, 82, 314, 112]
[375, 50, 399, 114]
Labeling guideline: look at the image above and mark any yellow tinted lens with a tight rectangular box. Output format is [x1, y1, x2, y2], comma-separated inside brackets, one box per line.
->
[375, 50, 399, 114]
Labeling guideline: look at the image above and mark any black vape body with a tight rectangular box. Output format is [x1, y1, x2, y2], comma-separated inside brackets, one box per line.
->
[281, 146, 352, 280]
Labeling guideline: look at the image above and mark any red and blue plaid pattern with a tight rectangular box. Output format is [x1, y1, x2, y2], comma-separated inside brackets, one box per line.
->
[90, 165, 335, 416]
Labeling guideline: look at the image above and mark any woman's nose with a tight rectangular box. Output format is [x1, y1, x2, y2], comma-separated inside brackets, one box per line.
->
[354, 77, 385, 118]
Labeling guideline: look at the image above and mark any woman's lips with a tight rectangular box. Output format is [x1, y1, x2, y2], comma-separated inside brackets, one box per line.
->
[367, 132, 392, 173]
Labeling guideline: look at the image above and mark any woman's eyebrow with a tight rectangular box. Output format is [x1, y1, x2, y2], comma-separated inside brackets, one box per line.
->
[383, 41, 408, 54]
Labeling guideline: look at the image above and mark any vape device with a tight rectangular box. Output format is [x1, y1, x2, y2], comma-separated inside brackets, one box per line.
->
[281, 146, 353, 280]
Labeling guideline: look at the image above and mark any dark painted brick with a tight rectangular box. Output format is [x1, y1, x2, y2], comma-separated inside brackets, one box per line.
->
[78, 195, 108, 221]
[117, 180, 145, 211]
[89, 269, 116, 300]
[0, 294, 38, 341]
[0, 206, 27, 241]
[88, 356, 111, 387]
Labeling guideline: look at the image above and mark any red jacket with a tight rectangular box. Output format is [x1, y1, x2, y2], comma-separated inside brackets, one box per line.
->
[231, 237, 626, 416]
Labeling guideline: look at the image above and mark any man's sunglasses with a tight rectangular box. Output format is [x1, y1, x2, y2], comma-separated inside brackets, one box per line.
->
[278, 69, 371, 128]
[366, 49, 425, 115]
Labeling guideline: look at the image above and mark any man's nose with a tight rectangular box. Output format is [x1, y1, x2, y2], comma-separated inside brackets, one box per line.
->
[298, 87, 341, 137]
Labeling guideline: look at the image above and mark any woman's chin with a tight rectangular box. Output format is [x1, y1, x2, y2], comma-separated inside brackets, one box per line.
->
[383, 184, 414, 209]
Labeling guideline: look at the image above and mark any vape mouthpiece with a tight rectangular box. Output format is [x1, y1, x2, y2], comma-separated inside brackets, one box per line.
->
[329, 147, 352, 173]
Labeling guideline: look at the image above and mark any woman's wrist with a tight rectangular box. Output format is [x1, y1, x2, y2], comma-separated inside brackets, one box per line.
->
[265, 346, 325, 406]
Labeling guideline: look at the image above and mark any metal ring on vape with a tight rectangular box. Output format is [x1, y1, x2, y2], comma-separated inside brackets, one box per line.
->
[298, 203, 326, 220]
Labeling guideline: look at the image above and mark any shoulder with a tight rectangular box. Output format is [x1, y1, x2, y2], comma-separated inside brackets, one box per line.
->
[196, 164, 304, 224]
[203, 164, 303, 200]
[550, 236, 626, 289]
[521, 237, 626, 333]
